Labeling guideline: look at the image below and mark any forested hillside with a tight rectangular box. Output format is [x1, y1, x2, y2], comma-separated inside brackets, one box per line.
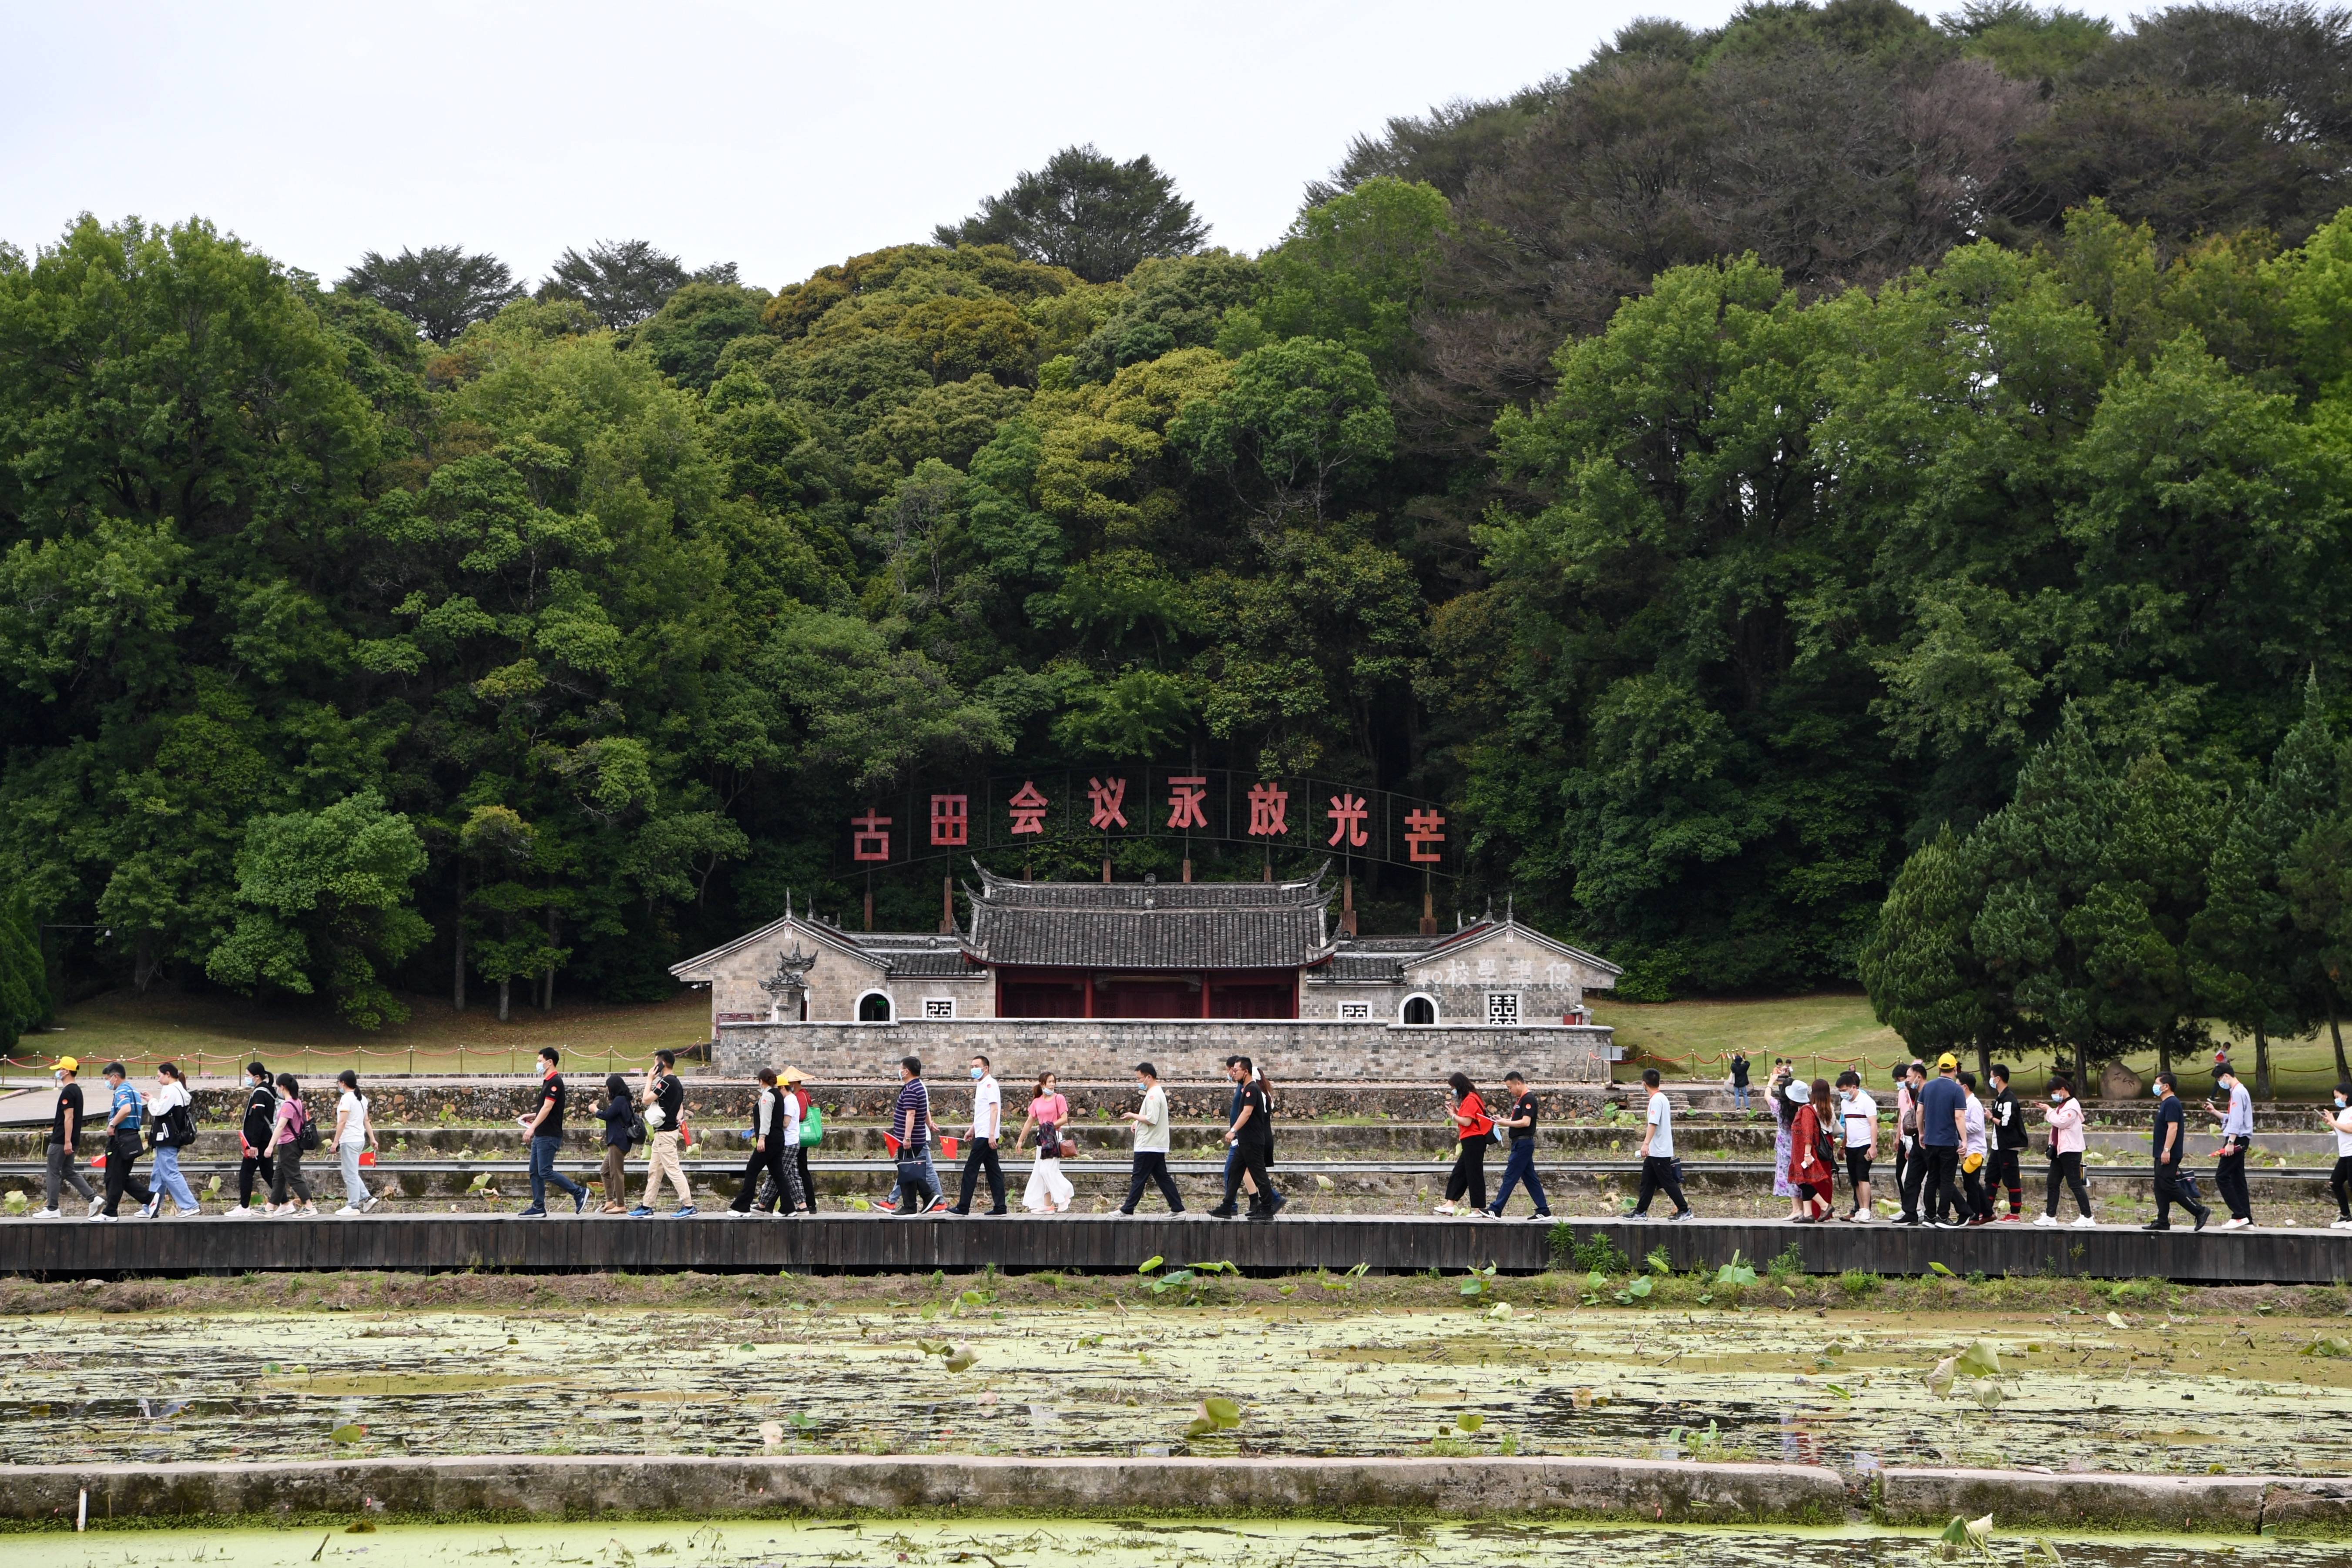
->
[7, 0, 2352, 1030]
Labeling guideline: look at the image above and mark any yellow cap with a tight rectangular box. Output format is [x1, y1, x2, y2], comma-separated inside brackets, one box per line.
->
[52, 1056, 77, 1074]
[1936, 1052, 1959, 1070]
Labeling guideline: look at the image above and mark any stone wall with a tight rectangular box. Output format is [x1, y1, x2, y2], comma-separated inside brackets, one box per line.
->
[713, 1018, 1612, 1085]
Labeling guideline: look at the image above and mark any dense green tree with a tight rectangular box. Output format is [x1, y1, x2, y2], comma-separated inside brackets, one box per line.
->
[1859, 826, 2015, 1079]
[205, 792, 431, 1027]
[339, 245, 524, 345]
[541, 239, 734, 329]
[935, 145, 1209, 284]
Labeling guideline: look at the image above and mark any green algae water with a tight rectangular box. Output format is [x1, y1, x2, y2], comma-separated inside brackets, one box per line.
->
[7, 1303, 2349, 1474]
[0, 1521, 2337, 1568]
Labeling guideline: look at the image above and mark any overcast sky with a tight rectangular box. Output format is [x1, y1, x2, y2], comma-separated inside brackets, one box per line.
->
[4, 0, 2154, 291]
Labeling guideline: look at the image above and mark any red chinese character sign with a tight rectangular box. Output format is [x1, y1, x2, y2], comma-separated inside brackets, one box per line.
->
[1404, 807, 1446, 864]
[1325, 793, 1368, 848]
[1007, 781, 1049, 836]
[1087, 777, 1128, 830]
[1166, 776, 1208, 831]
[1245, 782, 1288, 837]
[835, 768, 1463, 881]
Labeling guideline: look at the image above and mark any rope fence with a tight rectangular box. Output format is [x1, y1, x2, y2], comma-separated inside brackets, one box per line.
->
[0, 1038, 663, 1081]
[1626, 1045, 2352, 1095]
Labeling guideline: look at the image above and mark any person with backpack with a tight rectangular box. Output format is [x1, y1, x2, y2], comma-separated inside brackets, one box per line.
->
[141, 1061, 202, 1218]
[224, 1061, 276, 1217]
[265, 1071, 319, 1217]
[32, 1056, 96, 1220]
[332, 1069, 381, 1216]
[517, 1048, 588, 1218]
[631, 1049, 695, 1217]
[594, 1072, 639, 1213]
[1433, 1072, 1491, 1216]
[92, 1061, 152, 1223]
[1017, 1069, 1074, 1214]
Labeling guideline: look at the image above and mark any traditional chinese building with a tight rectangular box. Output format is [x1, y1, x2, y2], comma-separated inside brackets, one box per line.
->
[670, 864, 1621, 1031]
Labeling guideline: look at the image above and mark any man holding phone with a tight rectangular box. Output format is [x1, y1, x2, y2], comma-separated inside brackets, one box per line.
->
[2204, 1062, 2255, 1229]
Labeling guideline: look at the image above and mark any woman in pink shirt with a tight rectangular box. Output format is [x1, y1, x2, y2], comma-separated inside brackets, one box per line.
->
[1017, 1071, 1074, 1213]
[2033, 1077, 2095, 1227]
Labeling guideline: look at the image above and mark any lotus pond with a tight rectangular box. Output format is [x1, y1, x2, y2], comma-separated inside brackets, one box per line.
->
[1, 1520, 2342, 1568]
[5, 1283, 2352, 1475]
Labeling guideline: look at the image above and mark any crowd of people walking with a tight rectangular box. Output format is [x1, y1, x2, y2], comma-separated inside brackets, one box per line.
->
[11, 1045, 2328, 1228]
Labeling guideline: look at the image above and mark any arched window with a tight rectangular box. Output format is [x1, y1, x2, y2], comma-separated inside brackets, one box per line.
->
[1400, 993, 1438, 1026]
[855, 990, 895, 1024]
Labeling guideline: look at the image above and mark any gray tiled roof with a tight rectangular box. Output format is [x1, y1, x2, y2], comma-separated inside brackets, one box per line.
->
[852, 934, 976, 978]
[962, 865, 1335, 971]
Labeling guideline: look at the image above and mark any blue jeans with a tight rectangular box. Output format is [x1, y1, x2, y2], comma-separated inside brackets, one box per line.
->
[529, 1136, 586, 1210]
[151, 1145, 199, 1213]
[1488, 1139, 1548, 1216]
[1733, 1085, 1750, 1110]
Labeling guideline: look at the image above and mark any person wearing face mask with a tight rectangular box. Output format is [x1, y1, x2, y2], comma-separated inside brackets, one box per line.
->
[224, 1061, 277, 1217]
[2203, 1062, 2257, 1230]
[2032, 1077, 2094, 1227]
[1118, 1062, 1183, 1215]
[2147, 1071, 2208, 1232]
[948, 1055, 1007, 1217]
[33, 1056, 96, 1219]
[2323, 1083, 2352, 1230]
[1834, 1071, 1876, 1221]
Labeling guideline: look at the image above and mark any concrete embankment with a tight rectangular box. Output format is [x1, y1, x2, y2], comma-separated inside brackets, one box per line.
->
[1876, 1465, 2352, 1536]
[4, 1454, 2349, 1536]
[0, 1454, 1848, 1528]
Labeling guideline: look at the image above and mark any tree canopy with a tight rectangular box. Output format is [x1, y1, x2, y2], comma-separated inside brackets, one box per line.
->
[10, 1, 2352, 1047]
[935, 145, 1211, 284]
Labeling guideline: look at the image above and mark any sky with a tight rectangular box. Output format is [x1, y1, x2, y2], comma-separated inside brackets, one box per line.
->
[3, 0, 2157, 292]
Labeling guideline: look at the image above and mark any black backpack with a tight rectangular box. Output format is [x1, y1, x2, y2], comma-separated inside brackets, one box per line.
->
[295, 1100, 321, 1153]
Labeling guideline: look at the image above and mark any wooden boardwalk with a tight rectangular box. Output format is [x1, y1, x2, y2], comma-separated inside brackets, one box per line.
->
[0, 1212, 2346, 1283]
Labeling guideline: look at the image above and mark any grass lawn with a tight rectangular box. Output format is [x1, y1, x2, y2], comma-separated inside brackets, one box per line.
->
[7, 988, 711, 1081]
[1594, 989, 2352, 1098]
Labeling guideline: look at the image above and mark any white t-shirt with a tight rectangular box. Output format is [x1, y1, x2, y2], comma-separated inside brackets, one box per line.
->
[1840, 1089, 1878, 1149]
[2332, 1105, 2352, 1158]
[1645, 1090, 1673, 1159]
[776, 1089, 802, 1146]
[971, 1075, 1002, 1140]
[337, 1090, 369, 1146]
[1132, 1085, 1169, 1153]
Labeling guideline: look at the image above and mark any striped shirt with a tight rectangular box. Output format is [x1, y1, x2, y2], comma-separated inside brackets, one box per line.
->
[894, 1079, 931, 1150]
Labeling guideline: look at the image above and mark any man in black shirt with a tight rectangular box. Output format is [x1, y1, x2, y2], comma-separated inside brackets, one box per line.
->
[1218, 1056, 1276, 1221]
[1483, 1071, 1550, 1219]
[36, 1056, 96, 1218]
[2147, 1071, 2209, 1232]
[517, 1047, 588, 1217]
[1987, 1065, 2027, 1220]
[1728, 1053, 1751, 1112]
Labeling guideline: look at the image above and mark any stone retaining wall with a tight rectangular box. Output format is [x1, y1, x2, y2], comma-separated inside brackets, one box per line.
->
[0, 1454, 1842, 1528]
[714, 1019, 1613, 1086]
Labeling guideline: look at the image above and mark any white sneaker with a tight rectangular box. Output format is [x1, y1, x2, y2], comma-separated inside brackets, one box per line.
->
[171, 1206, 199, 1218]
[362, 1196, 382, 1213]
[223, 1206, 256, 1220]
[2331, 1218, 2352, 1230]
[2032, 1215, 2058, 1228]
[2070, 1214, 2097, 1228]
[91, 1212, 117, 1223]
[86, 1197, 104, 1217]
[2221, 1216, 2251, 1230]
[1850, 1210, 1872, 1223]
[336, 1206, 363, 1216]
[1432, 1202, 1458, 1216]
[30, 1207, 58, 1220]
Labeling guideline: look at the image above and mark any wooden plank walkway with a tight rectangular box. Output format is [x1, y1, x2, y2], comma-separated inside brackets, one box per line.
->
[0, 1213, 2347, 1283]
